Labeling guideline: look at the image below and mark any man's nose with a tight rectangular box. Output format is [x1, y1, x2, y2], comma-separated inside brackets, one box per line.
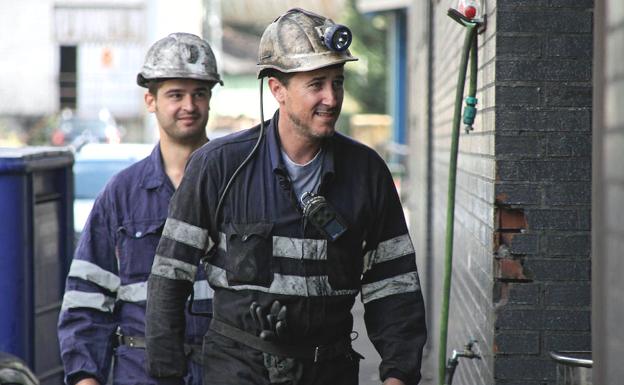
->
[322, 86, 339, 107]
[182, 94, 196, 111]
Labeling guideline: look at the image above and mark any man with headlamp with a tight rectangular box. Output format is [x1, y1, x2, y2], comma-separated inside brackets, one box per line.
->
[145, 8, 427, 385]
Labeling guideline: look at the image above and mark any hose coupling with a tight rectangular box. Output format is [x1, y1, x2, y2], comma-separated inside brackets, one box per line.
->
[463, 96, 478, 132]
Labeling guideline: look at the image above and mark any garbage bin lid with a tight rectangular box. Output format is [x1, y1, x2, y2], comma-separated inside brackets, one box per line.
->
[0, 147, 74, 173]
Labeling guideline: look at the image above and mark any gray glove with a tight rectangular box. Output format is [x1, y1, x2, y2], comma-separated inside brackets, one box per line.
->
[250, 300, 289, 341]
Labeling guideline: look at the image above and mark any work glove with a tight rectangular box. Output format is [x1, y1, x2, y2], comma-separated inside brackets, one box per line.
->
[250, 300, 289, 341]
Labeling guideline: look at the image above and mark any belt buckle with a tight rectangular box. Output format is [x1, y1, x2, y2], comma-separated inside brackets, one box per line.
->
[115, 326, 123, 347]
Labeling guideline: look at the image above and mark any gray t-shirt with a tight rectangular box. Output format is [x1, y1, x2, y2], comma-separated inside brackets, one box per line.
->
[281, 148, 323, 204]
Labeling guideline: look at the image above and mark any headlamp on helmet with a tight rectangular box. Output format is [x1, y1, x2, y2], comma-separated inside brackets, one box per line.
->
[256, 8, 358, 78]
[317, 24, 352, 52]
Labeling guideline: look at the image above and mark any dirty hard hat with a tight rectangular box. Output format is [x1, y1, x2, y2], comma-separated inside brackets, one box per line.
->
[257, 8, 358, 78]
[137, 32, 223, 87]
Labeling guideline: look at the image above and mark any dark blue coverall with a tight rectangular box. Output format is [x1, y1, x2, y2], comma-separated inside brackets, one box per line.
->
[58, 145, 211, 385]
[146, 113, 427, 385]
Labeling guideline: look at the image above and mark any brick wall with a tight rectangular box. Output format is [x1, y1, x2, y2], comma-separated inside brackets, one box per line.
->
[405, 0, 431, 380]
[593, 0, 624, 383]
[407, 0, 593, 384]
[436, 0, 499, 383]
[408, 0, 499, 383]
[493, 1, 593, 384]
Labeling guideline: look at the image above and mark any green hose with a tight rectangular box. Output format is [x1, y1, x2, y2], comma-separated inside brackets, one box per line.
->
[438, 17, 479, 385]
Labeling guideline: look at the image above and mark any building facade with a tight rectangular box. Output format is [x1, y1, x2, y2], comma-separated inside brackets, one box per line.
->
[358, 0, 594, 384]
[0, 0, 204, 143]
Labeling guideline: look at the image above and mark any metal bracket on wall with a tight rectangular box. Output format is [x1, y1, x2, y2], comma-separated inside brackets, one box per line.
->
[447, 3, 487, 33]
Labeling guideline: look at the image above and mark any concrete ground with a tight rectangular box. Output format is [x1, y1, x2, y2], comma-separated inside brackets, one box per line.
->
[351, 300, 382, 384]
[352, 300, 435, 385]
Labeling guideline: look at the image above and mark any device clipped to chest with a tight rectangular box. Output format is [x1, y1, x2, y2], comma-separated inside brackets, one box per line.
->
[300, 192, 347, 241]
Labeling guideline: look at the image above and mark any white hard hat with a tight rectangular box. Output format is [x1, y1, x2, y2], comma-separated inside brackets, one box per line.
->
[137, 32, 223, 87]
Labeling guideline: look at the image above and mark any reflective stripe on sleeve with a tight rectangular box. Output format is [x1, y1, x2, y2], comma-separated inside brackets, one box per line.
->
[118, 282, 146, 302]
[363, 234, 415, 272]
[205, 263, 357, 297]
[68, 259, 120, 293]
[273, 236, 327, 260]
[61, 290, 116, 312]
[151, 254, 197, 282]
[162, 218, 213, 251]
[115, 279, 212, 302]
[361, 271, 421, 304]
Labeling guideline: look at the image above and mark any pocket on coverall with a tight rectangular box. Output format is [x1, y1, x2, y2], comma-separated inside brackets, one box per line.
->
[224, 222, 274, 287]
[117, 219, 164, 279]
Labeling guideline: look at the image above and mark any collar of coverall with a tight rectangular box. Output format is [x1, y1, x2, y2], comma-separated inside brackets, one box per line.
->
[268, 109, 336, 182]
[140, 142, 171, 190]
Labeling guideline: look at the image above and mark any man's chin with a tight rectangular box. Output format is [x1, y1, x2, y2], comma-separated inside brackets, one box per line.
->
[169, 127, 207, 143]
[177, 121, 200, 130]
[313, 127, 336, 139]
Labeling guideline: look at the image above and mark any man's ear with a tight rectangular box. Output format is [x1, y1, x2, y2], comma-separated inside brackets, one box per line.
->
[267, 77, 286, 104]
[144, 91, 156, 112]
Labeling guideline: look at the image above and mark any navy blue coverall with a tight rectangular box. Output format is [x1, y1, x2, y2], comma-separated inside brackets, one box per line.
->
[58, 145, 211, 385]
[146, 113, 427, 385]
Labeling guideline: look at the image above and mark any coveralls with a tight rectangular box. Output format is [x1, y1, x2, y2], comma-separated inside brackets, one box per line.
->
[146, 112, 427, 385]
[58, 145, 211, 385]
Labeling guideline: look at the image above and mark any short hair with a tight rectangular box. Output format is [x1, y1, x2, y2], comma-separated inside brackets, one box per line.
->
[147, 80, 164, 97]
[266, 64, 346, 87]
[146, 79, 216, 97]
[265, 69, 295, 87]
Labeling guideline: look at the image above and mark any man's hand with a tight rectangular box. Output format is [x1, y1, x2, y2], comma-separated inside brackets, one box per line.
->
[250, 300, 289, 341]
[76, 379, 100, 385]
[383, 378, 406, 385]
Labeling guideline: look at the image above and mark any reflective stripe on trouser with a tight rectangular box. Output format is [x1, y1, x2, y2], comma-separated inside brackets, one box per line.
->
[201, 329, 360, 385]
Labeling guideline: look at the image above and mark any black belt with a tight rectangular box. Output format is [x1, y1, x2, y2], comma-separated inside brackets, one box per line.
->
[116, 333, 204, 365]
[117, 334, 147, 348]
[209, 319, 351, 362]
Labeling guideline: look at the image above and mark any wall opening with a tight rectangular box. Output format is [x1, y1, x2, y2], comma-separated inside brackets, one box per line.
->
[59, 45, 77, 110]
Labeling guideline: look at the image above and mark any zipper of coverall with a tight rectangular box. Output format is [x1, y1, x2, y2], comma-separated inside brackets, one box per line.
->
[278, 169, 308, 256]
[281, 173, 312, 301]
[311, 173, 330, 335]
[279, 167, 330, 334]
[291, 176, 310, 297]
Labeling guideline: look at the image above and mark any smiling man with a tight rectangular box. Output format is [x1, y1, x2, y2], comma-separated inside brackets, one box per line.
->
[58, 33, 222, 385]
[146, 9, 427, 385]
[269, 64, 344, 163]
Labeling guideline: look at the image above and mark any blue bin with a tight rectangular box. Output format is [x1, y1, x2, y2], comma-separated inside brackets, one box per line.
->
[0, 147, 74, 385]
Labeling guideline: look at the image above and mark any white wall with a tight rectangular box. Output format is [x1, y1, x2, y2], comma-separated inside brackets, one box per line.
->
[593, 0, 624, 383]
[0, 0, 58, 115]
[54, 1, 146, 121]
[146, 0, 204, 45]
[78, 43, 144, 119]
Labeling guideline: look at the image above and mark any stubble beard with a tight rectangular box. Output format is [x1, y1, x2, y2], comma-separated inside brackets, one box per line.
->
[157, 107, 208, 145]
[287, 110, 335, 141]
